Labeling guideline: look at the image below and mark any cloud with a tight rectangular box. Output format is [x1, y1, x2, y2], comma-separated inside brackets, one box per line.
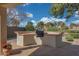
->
[75, 11, 79, 17]
[7, 8, 20, 20]
[7, 8, 19, 16]
[40, 17, 66, 24]
[72, 20, 79, 24]
[75, 11, 79, 14]
[22, 3, 30, 7]
[75, 14, 79, 17]
[26, 12, 33, 18]
[19, 21, 27, 27]
[50, 17, 66, 22]
[31, 20, 37, 26]
[31, 20, 36, 23]
[40, 17, 53, 24]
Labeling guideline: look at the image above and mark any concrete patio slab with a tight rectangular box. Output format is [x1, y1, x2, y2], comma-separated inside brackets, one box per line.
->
[7, 38, 79, 56]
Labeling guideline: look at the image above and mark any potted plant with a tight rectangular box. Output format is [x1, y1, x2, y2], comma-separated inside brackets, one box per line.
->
[2, 43, 12, 56]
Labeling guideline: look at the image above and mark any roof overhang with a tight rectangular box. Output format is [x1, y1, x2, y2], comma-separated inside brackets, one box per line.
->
[0, 3, 24, 8]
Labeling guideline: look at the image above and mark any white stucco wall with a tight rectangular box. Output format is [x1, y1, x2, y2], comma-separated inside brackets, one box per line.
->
[16, 32, 63, 48]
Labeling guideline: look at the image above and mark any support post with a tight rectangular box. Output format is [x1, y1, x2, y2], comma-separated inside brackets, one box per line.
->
[0, 6, 7, 55]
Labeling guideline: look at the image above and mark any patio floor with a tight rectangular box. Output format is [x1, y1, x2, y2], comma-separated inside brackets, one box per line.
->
[7, 38, 79, 56]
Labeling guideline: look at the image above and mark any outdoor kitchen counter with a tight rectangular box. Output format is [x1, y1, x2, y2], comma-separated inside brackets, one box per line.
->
[15, 31, 36, 46]
[15, 31, 35, 35]
[46, 32, 63, 35]
[15, 31, 62, 35]
[15, 31, 63, 47]
[20, 33, 35, 35]
[34, 32, 63, 47]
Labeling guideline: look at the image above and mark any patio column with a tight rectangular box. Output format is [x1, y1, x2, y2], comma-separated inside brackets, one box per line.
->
[0, 6, 7, 55]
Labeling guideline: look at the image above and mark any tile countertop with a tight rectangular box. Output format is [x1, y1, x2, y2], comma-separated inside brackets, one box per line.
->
[46, 32, 63, 36]
[15, 31, 63, 36]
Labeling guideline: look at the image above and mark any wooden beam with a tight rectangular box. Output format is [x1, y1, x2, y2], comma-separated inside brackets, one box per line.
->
[0, 3, 23, 8]
[0, 6, 7, 55]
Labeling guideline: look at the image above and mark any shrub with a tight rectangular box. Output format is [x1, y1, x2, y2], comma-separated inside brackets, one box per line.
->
[71, 30, 79, 33]
[66, 29, 79, 39]
[70, 33, 79, 39]
[66, 29, 71, 33]
[47, 27, 60, 32]
[25, 22, 35, 31]
[66, 29, 79, 33]
[65, 35, 74, 41]
[36, 21, 44, 29]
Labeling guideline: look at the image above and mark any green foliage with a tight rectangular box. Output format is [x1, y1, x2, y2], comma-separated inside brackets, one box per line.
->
[66, 29, 79, 33]
[45, 22, 54, 28]
[65, 35, 74, 41]
[51, 3, 79, 18]
[47, 26, 60, 32]
[25, 22, 35, 31]
[36, 21, 44, 29]
[70, 23, 76, 29]
[66, 29, 72, 33]
[73, 30, 79, 33]
[66, 29, 79, 39]
[51, 4, 64, 17]
[70, 33, 79, 39]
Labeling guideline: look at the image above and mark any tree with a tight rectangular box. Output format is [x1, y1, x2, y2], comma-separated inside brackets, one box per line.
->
[51, 4, 79, 19]
[44, 22, 54, 31]
[70, 23, 79, 29]
[70, 23, 76, 29]
[36, 21, 44, 29]
[45, 22, 54, 28]
[7, 8, 20, 27]
[51, 4, 64, 18]
[10, 17, 20, 26]
[58, 21, 65, 28]
[25, 22, 35, 31]
[7, 8, 27, 27]
[57, 21, 68, 32]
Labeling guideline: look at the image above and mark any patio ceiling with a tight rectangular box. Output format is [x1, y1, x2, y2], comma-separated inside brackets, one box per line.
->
[0, 3, 24, 8]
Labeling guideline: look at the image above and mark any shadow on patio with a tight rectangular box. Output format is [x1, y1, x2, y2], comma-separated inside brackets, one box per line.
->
[29, 42, 79, 56]
[11, 41, 79, 56]
[11, 45, 40, 55]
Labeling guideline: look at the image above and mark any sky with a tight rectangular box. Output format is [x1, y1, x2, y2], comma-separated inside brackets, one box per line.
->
[8, 3, 79, 27]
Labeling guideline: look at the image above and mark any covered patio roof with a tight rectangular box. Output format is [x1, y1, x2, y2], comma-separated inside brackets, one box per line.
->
[0, 3, 23, 8]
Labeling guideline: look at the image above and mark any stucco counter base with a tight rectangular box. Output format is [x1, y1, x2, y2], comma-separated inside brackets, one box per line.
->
[15, 32, 63, 48]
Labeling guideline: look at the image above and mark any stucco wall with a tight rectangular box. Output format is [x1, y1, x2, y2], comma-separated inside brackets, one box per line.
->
[16, 32, 63, 48]
[34, 34, 63, 47]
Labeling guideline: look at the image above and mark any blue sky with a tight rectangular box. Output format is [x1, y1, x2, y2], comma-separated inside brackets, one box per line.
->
[16, 3, 51, 19]
[12, 3, 79, 27]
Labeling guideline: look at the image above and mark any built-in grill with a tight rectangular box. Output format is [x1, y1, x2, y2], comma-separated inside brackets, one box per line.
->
[36, 28, 44, 37]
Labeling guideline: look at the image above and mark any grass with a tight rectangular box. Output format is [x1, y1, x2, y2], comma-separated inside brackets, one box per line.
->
[65, 35, 74, 41]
